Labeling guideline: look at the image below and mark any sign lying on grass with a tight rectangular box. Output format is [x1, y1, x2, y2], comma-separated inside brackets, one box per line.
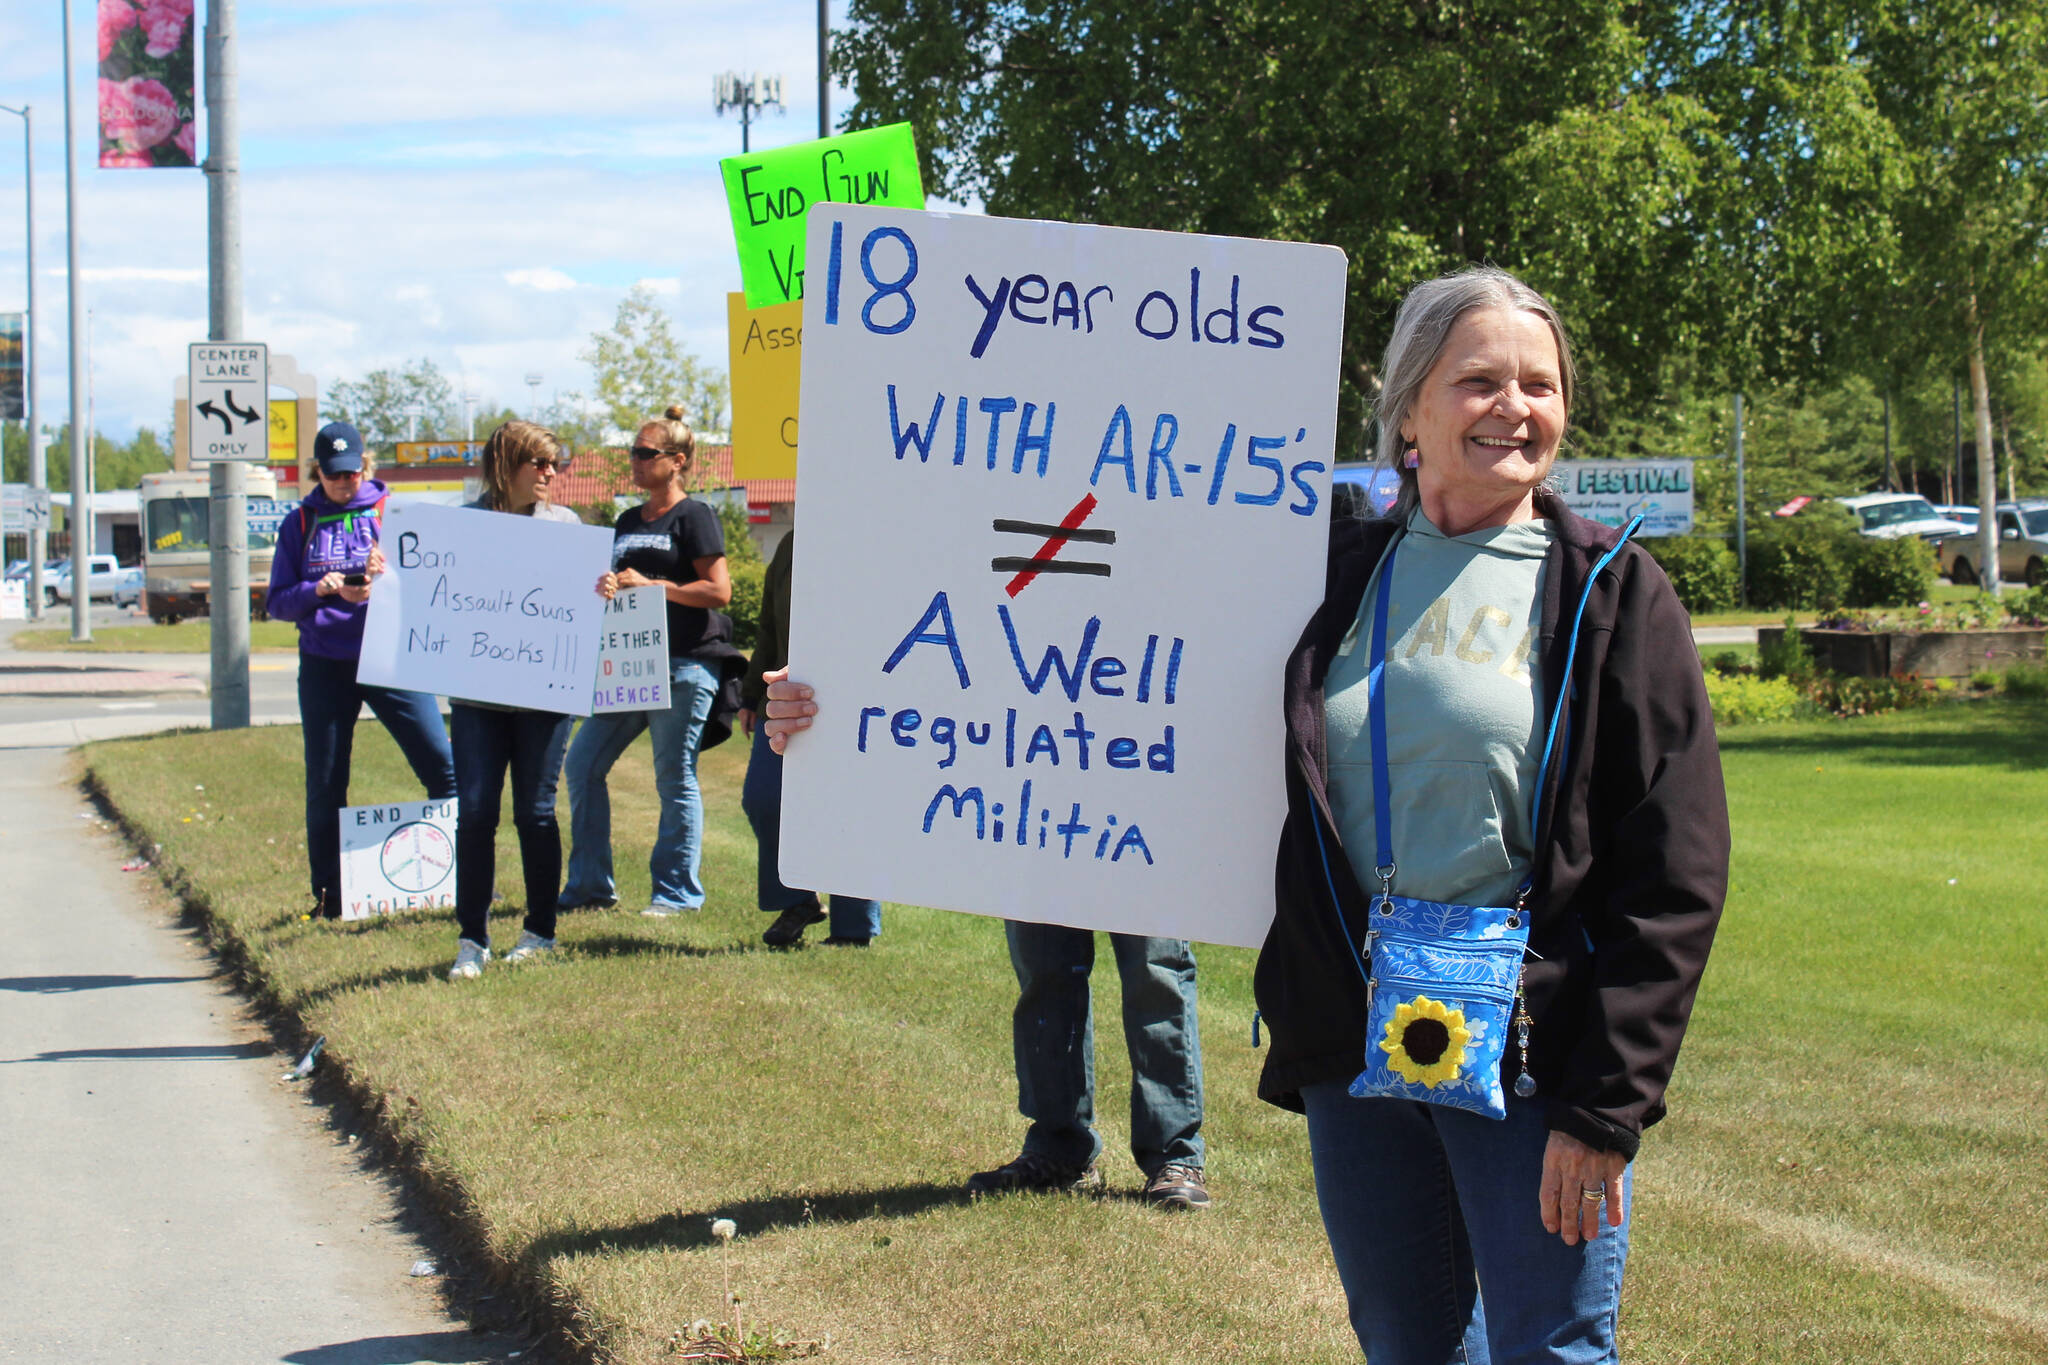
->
[727, 292, 802, 480]
[591, 584, 670, 714]
[356, 502, 616, 713]
[1548, 458, 1693, 536]
[339, 798, 458, 920]
[720, 123, 924, 308]
[779, 206, 1347, 948]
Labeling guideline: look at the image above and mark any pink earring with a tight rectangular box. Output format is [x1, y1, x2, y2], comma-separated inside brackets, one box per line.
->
[1402, 447, 1420, 469]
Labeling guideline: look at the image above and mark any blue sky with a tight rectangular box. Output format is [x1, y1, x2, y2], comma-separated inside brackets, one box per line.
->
[0, 1, 879, 441]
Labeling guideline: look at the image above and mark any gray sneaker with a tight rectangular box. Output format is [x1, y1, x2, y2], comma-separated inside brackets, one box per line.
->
[448, 939, 491, 980]
[965, 1150, 1103, 1195]
[640, 902, 701, 917]
[1141, 1162, 1211, 1210]
[504, 930, 556, 963]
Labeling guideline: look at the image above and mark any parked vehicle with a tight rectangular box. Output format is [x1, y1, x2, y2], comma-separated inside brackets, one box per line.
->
[1835, 492, 1972, 543]
[50, 554, 126, 604]
[112, 566, 145, 608]
[1941, 500, 2048, 587]
[1933, 503, 1981, 535]
[138, 469, 283, 623]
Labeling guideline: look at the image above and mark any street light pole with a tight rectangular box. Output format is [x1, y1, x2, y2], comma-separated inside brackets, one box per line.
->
[0, 103, 43, 620]
[714, 73, 786, 155]
[817, 1, 829, 138]
[59, 0, 90, 642]
[206, 0, 251, 727]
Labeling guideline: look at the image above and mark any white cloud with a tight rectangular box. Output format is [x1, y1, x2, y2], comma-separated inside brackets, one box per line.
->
[74, 267, 209, 284]
[505, 268, 579, 293]
[634, 277, 682, 297]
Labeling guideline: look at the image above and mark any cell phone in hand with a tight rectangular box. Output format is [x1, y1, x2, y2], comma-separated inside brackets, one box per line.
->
[342, 572, 369, 586]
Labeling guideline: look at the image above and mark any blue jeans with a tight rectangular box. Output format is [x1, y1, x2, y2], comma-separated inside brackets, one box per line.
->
[296, 651, 456, 906]
[449, 703, 574, 947]
[1005, 922, 1204, 1176]
[560, 658, 716, 911]
[1300, 1083, 1631, 1365]
[738, 724, 882, 939]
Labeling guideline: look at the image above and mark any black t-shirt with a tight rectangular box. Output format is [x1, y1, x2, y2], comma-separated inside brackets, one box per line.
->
[609, 499, 726, 657]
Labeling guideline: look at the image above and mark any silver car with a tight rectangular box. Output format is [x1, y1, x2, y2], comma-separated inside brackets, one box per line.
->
[1943, 500, 2048, 587]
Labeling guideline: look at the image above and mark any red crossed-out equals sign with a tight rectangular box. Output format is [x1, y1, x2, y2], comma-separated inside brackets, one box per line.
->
[992, 493, 1117, 598]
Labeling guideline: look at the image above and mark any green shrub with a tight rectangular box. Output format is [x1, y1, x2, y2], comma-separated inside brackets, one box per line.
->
[1704, 672, 1803, 725]
[1648, 536, 1739, 614]
[1806, 672, 1936, 718]
[2001, 586, 2048, 626]
[726, 558, 766, 650]
[1747, 506, 1858, 610]
[1757, 615, 1814, 684]
[1845, 534, 1936, 608]
[2005, 662, 2048, 700]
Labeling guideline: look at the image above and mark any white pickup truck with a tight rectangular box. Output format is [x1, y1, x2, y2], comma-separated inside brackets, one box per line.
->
[50, 554, 127, 603]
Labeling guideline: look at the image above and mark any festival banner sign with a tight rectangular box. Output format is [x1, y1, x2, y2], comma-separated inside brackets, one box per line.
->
[356, 502, 617, 714]
[268, 399, 297, 466]
[726, 292, 802, 480]
[590, 585, 671, 714]
[780, 206, 1347, 948]
[0, 313, 21, 420]
[1548, 459, 1694, 537]
[97, 0, 197, 169]
[338, 798, 459, 921]
[720, 123, 923, 309]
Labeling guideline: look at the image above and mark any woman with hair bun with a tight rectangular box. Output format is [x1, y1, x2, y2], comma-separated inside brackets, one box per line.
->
[560, 405, 731, 916]
[446, 419, 604, 980]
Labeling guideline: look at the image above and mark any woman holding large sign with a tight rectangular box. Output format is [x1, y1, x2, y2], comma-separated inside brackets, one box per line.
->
[447, 421, 598, 980]
[1255, 268, 1728, 1361]
[559, 406, 732, 917]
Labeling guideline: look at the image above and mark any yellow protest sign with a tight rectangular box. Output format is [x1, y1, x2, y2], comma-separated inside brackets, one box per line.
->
[720, 123, 923, 308]
[727, 292, 802, 480]
[268, 399, 297, 464]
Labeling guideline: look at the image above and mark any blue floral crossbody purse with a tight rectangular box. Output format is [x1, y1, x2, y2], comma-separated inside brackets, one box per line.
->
[1324, 522, 1638, 1120]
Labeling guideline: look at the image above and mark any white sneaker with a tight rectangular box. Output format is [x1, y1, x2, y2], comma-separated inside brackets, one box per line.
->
[448, 939, 491, 980]
[504, 930, 556, 963]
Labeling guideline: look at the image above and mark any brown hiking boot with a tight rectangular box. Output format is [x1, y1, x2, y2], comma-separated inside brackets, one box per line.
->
[1141, 1162, 1211, 1210]
[964, 1150, 1103, 1195]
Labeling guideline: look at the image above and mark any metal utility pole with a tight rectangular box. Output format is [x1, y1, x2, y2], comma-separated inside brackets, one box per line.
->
[206, 0, 250, 727]
[1733, 393, 1747, 607]
[59, 0, 89, 641]
[1, 103, 44, 620]
[524, 372, 541, 421]
[714, 73, 786, 154]
[817, 1, 829, 138]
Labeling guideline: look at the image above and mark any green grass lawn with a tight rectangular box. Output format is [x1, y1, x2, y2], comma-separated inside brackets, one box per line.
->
[79, 703, 2048, 1364]
[12, 619, 300, 652]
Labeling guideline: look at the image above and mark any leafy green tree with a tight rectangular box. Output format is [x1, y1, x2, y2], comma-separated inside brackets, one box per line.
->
[4, 423, 171, 492]
[581, 286, 729, 438]
[327, 358, 460, 454]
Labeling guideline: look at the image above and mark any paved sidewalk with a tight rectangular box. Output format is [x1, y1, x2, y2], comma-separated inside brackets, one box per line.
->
[0, 662, 207, 697]
[0, 748, 522, 1363]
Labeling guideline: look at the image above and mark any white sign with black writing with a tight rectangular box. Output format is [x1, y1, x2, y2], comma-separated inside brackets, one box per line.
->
[780, 206, 1346, 947]
[187, 342, 271, 463]
[338, 798, 458, 921]
[356, 502, 617, 714]
[1548, 459, 1694, 537]
[591, 584, 670, 714]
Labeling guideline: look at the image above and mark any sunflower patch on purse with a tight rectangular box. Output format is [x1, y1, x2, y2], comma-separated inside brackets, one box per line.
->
[1348, 894, 1529, 1120]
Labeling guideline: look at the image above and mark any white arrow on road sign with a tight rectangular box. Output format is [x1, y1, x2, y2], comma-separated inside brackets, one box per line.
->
[187, 342, 271, 464]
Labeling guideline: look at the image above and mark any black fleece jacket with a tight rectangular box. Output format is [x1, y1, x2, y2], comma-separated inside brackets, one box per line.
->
[1254, 490, 1730, 1159]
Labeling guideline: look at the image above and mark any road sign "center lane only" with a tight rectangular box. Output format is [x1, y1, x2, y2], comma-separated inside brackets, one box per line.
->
[188, 342, 270, 463]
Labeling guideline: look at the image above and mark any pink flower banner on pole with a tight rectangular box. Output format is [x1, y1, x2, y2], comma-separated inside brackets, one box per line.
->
[98, 0, 196, 169]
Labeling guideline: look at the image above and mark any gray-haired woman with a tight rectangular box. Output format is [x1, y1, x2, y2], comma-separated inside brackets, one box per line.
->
[1253, 266, 1729, 1362]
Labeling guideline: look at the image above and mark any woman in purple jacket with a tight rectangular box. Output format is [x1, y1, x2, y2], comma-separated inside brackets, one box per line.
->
[266, 421, 456, 919]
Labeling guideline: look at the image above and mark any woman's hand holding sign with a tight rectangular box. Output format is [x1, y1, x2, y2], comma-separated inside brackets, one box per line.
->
[761, 667, 816, 755]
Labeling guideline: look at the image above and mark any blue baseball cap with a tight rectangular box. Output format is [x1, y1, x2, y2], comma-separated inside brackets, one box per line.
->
[315, 421, 365, 474]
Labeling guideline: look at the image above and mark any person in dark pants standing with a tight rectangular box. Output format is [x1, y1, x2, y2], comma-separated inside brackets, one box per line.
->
[736, 531, 883, 948]
[446, 420, 604, 980]
[266, 421, 455, 919]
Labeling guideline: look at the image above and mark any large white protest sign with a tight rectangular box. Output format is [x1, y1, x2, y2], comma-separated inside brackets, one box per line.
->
[357, 502, 616, 713]
[339, 798, 458, 921]
[591, 585, 670, 714]
[780, 207, 1346, 947]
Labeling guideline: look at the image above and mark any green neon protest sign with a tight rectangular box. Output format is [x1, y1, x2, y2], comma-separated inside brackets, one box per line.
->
[721, 123, 925, 308]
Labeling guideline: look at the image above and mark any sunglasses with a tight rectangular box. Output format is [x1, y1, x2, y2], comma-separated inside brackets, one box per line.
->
[629, 445, 673, 462]
[524, 457, 562, 474]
